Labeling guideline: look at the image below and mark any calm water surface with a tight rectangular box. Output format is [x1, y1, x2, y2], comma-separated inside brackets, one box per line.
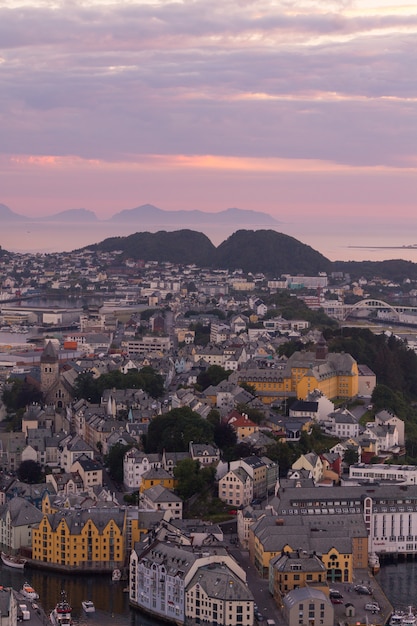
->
[1, 560, 416, 624]
[376, 561, 417, 610]
[0, 565, 159, 626]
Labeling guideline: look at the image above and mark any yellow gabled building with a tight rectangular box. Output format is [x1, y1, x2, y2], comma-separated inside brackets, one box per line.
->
[249, 516, 355, 583]
[139, 467, 176, 493]
[235, 338, 358, 403]
[32, 507, 126, 569]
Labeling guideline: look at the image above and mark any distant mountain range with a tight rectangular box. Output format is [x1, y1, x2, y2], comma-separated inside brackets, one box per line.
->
[0, 203, 278, 227]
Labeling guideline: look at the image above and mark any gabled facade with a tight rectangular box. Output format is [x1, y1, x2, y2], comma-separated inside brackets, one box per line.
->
[129, 539, 253, 626]
[0, 496, 43, 551]
[218, 467, 252, 507]
[32, 507, 126, 569]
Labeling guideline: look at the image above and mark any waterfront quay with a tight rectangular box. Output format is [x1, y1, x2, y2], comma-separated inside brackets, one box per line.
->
[327, 569, 393, 626]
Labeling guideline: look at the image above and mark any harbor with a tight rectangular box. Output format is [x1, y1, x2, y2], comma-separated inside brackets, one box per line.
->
[3, 554, 417, 626]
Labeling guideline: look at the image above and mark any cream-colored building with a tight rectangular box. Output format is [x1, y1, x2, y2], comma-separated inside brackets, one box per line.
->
[218, 467, 252, 507]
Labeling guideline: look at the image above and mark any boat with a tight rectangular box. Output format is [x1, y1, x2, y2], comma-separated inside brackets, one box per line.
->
[82, 601, 95, 613]
[389, 610, 406, 626]
[402, 607, 417, 626]
[112, 568, 121, 582]
[20, 582, 39, 600]
[50, 591, 72, 626]
[1, 551, 27, 570]
[368, 552, 380, 574]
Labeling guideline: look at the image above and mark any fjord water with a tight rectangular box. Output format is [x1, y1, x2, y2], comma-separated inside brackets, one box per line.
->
[1, 559, 415, 623]
[0, 565, 157, 626]
[376, 561, 417, 610]
[3, 219, 417, 262]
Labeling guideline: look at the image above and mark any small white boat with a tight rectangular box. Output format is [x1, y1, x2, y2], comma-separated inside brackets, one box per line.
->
[389, 610, 405, 626]
[368, 552, 380, 574]
[112, 568, 121, 582]
[50, 591, 72, 626]
[20, 582, 39, 600]
[1, 551, 27, 570]
[82, 600, 95, 613]
[403, 607, 417, 626]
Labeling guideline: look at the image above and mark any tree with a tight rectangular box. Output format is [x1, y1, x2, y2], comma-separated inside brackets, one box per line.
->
[3, 379, 43, 412]
[236, 404, 264, 425]
[174, 458, 216, 500]
[343, 448, 359, 467]
[207, 409, 221, 427]
[174, 459, 204, 499]
[238, 382, 257, 396]
[17, 460, 43, 483]
[213, 421, 237, 450]
[196, 365, 230, 391]
[146, 407, 214, 453]
[104, 443, 134, 483]
[265, 441, 298, 476]
[74, 366, 164, 403]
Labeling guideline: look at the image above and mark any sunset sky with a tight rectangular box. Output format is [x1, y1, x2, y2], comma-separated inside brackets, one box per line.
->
[1, 0, 417, 254]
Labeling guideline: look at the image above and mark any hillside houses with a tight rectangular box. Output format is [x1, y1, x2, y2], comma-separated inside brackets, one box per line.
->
[5, 247, 417, 624]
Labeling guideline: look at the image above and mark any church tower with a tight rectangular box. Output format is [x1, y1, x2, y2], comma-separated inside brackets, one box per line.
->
[40, 340, 60, 396]
[315, 334, 328, 361]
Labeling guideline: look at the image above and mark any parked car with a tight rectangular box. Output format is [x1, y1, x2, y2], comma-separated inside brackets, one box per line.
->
[331, 598, 344, 604]
[365, 603, 380, 612]
[330, 590, 343, 599]
[355, 585, 372, 595]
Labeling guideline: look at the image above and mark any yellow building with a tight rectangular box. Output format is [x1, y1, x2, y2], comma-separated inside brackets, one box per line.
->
[139, 467, 176, 493]
[249, 516, 357, 583]
[270, 551, 328, 606]
[32, 507, 126, 569]
[235, 339, 358, 403]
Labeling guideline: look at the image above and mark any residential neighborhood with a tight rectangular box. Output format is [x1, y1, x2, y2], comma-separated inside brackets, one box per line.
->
[1, 246, 417, 626]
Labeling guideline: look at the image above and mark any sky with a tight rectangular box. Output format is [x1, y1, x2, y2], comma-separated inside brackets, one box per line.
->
[1, 0, 417, 258]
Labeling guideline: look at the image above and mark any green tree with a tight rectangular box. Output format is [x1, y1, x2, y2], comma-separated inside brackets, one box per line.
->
[236, 405, 264, 425]
[3, 379, 43, 412]
[213, 421, 237, 450]
[343, 448, 359, 466]
[17, 460, 43, 483]
[104, 443, 134, 483]
[265, 441, 298, 476]
[74, 366, 164, 402]
[174, 459, 204, 499]
[146, 407, 214, 453]
[196, 365, 230, 391]
[207, 409, 221, 427]
[238, 382, 257, 396]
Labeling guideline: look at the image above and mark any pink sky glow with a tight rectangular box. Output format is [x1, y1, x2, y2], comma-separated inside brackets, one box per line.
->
[1, 0, 417, 259]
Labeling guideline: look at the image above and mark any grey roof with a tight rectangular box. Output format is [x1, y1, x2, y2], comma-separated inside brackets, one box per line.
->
[42, 507, 125, 534]
[0, 496, 43, 526]
[142, 467, 172, 480]
[142, 484, 182, 503]
[41, 340, 58, 363]
[190, 443, 219, 457]
[251, 511, 367, 555]
[65, 435, 95, 453]
[271, 551, 326, 573]
[283, 587, 330, 610]
[72, 455, 103, 472]
[187, 563, 253, 601]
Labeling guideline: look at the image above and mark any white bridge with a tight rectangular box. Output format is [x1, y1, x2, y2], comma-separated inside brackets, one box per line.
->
[324, 298, 417, 323]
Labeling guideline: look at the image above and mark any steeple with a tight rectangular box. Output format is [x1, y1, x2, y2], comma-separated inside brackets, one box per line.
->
[40, 340, 60, 394]
[315, 334, 328, 361]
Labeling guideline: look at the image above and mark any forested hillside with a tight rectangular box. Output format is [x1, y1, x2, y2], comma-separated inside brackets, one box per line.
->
[325, 327, 417, 459]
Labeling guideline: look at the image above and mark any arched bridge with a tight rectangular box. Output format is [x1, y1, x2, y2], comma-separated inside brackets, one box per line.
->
[342, 298, 417, 322]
